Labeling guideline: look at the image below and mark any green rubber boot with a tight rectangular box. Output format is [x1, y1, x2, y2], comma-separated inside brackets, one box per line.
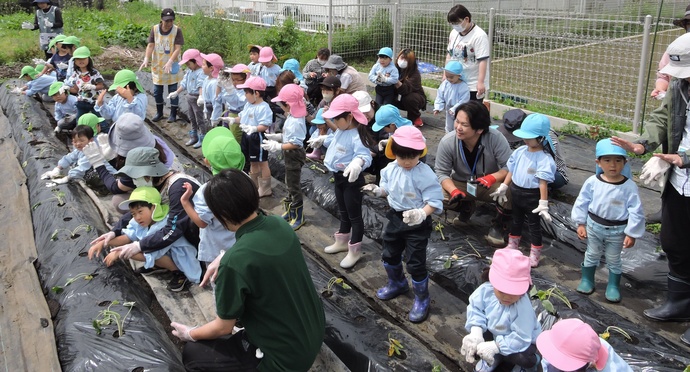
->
[605, 271, 622, 303]
[577, 264, 596, 295]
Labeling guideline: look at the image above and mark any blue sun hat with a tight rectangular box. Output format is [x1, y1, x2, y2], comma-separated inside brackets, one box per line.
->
[594, 138, 632, 178]
[280, 58, 303, 81]
[444, 60, 464, 77]
[377, 47, 393, 59]
[372, 104, 412, 132]
[311, 108, 326, 125]
[513, 113, 550, 139]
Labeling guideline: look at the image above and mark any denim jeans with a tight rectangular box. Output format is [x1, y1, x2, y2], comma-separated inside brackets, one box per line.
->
[153, 83, 179, 107]
[583, 219, 626, 274]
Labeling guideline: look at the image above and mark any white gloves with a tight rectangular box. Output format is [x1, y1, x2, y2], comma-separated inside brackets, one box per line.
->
[41, 166, 62, 180]
[96, 133, 117, 160]
[361, 183, 383, 197]
[460, 326, 485, 363]
[307, 135, 327, 149]
[90, 231, 116, 248]
[476, 341, 500, 365]
[639, 156, 671, 188]
[264, 133, 283, 141]
[261, 139, 282, 152]
[54, 125, 61, 133]
[81, 83, 97, 91]
[211, 120, 220, 127]
[377, 139, 388, 152]
[21, 21, 33, 30]
[82, 142, 106, 168]
[44, 20, 53, 28]
[200, 251, 225, 287]
[111, 241, 141, 260]
[375, 73, 385, 84]
[219, 116, 236, 124]
[489, 183, 508, 204]
[64, 113, 76, 124]
[240, 124, 257, 135]
[532, 199, 552, 223]
[57, 62, 68, 70]
[343, 158, 364, 183]
[170, 322, 198, 342]
[50, 176, 70, 185]
[402, 208, 427, 226]
[196, 95, 205, 107]
[167, 91, 178, 100]
[11, 87, 22, 94]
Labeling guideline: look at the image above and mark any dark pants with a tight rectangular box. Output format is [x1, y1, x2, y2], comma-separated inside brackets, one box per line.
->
[375, 84, 397, 106]
[382, 210, 432, 281]
[470, 91, 484, 102]
[186, 94, 205, 132]
[661, 185, 690, 281]
[394, 91, 426, 122]
[333, 171, 365, 244]
[182, 330, 260, 372]
[153, 83, 179, 108]
[284, 148, 306, 208]
[76, 101, 98, 121]
[509, 184, 542, 246]
[484, 330, 539, 372]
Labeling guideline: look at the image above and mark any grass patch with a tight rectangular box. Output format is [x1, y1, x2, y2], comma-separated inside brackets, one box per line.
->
[646, 223, 661, 235]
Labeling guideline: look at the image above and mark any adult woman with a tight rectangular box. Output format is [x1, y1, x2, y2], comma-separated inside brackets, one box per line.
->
[446, 4, 490, 101]
[394, 48, 427, 127]
[322, 54, 366, 94]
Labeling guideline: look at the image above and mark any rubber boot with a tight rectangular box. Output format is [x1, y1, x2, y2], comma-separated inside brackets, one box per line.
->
[193, 134, 205, 149]
[167, 106, 178, 122]
[185, 130, 198, 146]
[249, 172, 260, 190]
[290, 205, 305, 230]
[306, 147, 322, 160]
[605, 271, 622, 303]
[486, 206, 510, 247]
[258, 177, 272, 197]
[504, 235, 520, 250]
[681, 327, 690, 346]
[376, 262, 409, 300]
[529, 245, 542, 268]
[340, 241, 362, 269]
[409, 276, 430, 323]
[281, 198, 293, 221]
[151, 104, 164, 122]
[577, 264, 596, 294]
[644, 274, 690, 321]
[324, 232, 349, 254]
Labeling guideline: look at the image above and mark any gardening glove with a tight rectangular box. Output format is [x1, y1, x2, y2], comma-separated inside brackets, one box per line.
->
[261, 139, 282, 153]
[64, 113, 76, 124]
[21, 21, 33, 29]
[170, 322, 198, 342]
[476, 174, 496, 189]
[361, 183, 382, 197]
[532, 199, 552, 223]
[307, 135, 327, 149]
[218, 116, 236, 124]
[111, 241, 141, 260]
[167, 91, 178, 100]
[343, 158, 364, 183]
[50, 176, 70, 185]
[264, 133, 283, 141]
[90, 231, 116, 247]
[476, 341, 499, 365]
[240, 124, 257, 135]
[210, 119, 220, 127]
[44, 20, 53, 28]
[82, 142, 106, 168]
[96, 133, 117, 161]
[81, 83, 97, 91]
[57, 62, 68, 70]
[41, 166, 62, 180]
[448, 188, 466, 206]
[54, 125, 61, 133]
[196, 95, 205, 107]
[10, 87, 22, 94]
[460, 326, 484, 363]
[402, 208, 427, 226]
[375, 73, 385, 84]
[377, 139, 388, 152]
[489, 183, 508, 204]
[200, 251, 225, 287]
[639, 156, 671, 188]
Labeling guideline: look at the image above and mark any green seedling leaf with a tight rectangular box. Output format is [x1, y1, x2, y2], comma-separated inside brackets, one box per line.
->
[542, 299, 555, 314]
[50, 230, 59, 241]
[22, 160, 27, 168]
[341, 283, 351, 290]
[93, 320, 102, 335]
[84, 275, 93, 281]
[682, 365, 690, 372]
[51, 286, 63, 294]
[443, 257, 452, 269]
[111, 300, 120, 306]
[32, 202, 41, 210]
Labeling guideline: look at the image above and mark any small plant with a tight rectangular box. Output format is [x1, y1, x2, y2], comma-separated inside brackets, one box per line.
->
[93, 300, 136, 337]
[324, 277, 351, 295]
[645, 223, 661, 235]
[386, 333, 404, 357]
[433, 220, 446, 241]
[599, 325, 632, 342]
[51, 272, 95, 294]
[529, 285, 572, 315]
[431, 363, 443, 372]
[50, 224, 92, 241]
[32, 189, 66, 210]
[683, 365, 690, 372]
[443, 240, 482, 269]
[26, 122, 33, 132]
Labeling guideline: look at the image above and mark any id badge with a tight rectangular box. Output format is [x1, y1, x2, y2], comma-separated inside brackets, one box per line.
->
[467, 181, 477, 197]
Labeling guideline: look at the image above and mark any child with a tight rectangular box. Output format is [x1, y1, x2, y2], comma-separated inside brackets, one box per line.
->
[77, 113, 105, 135]
[460, 248, 541, 372]
[247, 44, 262, 76]
[367, 47, 399, 106]
[262, 84, 308, 230]
[490, 113, 556, 268]
[40, 125, 95, 184]
[39, 34, 72, 81]
[21, 0, 63, 59]
[321, 94, 375, 268]
[257, 46, 281, 100]
[361, 126, 443, 322]
[180, 127, 245, 265]
[369, 104, 413, 182]
[434, 61, 470, 133]
[537, 318, 633, 371]
[281, 59, 305, 87]
[306, 76, 342, 160]
[95, 69, 147, 123]
[169, 48, 205, 146]
[571, 138, 644, 303]
[88, 186, 202, 292]
[303, 47, 330, 105]
[64, 46, 105, 120]
[16, 65, 56, 98]
[196, 53, 225, 148]
[48, 81, 77, 132]
[218, 64, 249, 145]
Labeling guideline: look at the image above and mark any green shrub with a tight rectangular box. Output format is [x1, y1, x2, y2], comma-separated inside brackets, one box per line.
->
[332, 8, 392, 62]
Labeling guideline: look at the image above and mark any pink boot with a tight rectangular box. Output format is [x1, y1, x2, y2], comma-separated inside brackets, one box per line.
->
[306, 147, 323, 160]
[529, 245, 542, 267]
[504, 235, 520, 250]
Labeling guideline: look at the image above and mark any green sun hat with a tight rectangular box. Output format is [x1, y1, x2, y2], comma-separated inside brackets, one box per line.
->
[118, 186, 170, 222]
[19, 65, 38, 79]
[48, 81, 66, 96]
[61, 35, 81, 47]
[201, 127, 245, 175]
[35, 63, 45, 73]
[109, 69, 144, 93]
[77, 113, 105, 133]
[48, 34, 66, 51]
[72, 46, 91, 59]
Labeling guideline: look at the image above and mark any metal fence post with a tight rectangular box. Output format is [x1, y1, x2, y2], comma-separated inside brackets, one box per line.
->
[633, 15, 652, 135]
[488, 8, 495, 96]
[392, 2, 400, 55]
[328, 0, 333, 52]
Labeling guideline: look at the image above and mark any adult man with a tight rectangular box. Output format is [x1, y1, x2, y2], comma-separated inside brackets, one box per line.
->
[446, 4, 490, 102]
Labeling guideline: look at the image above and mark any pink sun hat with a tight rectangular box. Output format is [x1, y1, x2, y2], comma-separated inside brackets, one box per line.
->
[200, 53, 224, 78]
[537, 318, 609, 371]
[179, 48, 201, 65]
[258, 46, 277, 63]
[385, 125, 427, 159]
[489, 248, 532, 296]
[237, 76, 266, 91]
[321, 94, 367, 125]
[271, 84, 306, 117]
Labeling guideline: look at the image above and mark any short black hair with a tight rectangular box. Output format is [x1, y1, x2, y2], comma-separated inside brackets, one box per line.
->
[317, 47, 331, 58]
[455, 101, 491, 132]
[128, 201, 153, 210]
[390, 139, 424, 159]
[243, 88, 265, 98]
[126, 81, 141, 93]
[73, 124, 94, 140]
[204, 169, 259, 227]
[447, 4, 471, 23]
[249, 46, 261, 54]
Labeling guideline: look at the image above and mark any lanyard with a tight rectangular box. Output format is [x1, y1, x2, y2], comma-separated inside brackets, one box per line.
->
[458, 140, 482, 178]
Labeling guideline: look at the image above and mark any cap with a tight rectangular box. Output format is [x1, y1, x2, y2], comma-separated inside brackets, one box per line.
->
[444, 60, 464, 76]
[118, 186, 169, 222]
[489, 248, 531, 296]
[77, 113, 105, 133]
[237, 76, 267, 91]
[71, 46, 91, 59]
[108, 113, 156, 157]
[385, 125, 427, 159]
[161, 8, 175, 21]
[109, 69, 144, 93]
[319, 75, 341, 89]
[372, 104, 412, 132]
[595, 138, 627, 158]
[200, 53, 224, 78]
[280, 58, 303, 80]
[322, 94, 367, 125]
[322, 54, 347, 71]
[201, 127, 245, 175]
[311, 108, 326, 125]
[115, 146, 169, 179]
[673, 4, 690, 27]
[48, 81, 66, 96]
[271, 84, 306, 117]
[513, 113, 550, 139]
[179, 48, 201, 65]
[352, 90, 373, 112]
[48, 34, 66, 50]
[228, 63, 250, 74]
[498, 109, 527, 143]
[61, 35, 81, 47]
[660, 33, 690, 79]
[377, 47, 393, 59]
[19, 65, 38, 79]
[258, 46, 277, 63]
[536, 318, 609, 371]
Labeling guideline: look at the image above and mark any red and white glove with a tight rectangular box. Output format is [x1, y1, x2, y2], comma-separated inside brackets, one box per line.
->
[476, 174, 496, 189]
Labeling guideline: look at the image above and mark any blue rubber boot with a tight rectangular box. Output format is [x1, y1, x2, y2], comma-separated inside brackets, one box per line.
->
[577, 263, 596, 295]
[290, 205, 306, 231]
[376, 262, 409, 300]
[409, 276, 430, 323]
[185, 130, 198, 146]
[281, 198, 293, 221]
[605, 271, 622, 303]
[193, 134, 205, 149]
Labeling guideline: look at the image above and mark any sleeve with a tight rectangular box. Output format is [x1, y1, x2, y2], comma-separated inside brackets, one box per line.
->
[33, 12, 38, 30]
[494, 296, 538, 355]
[255, 104, 273, 126]
[94, 96, 116, 120]
[474, 32, 491, 60]
[67, 152, 92, 179]
[419, 167, 444, 213]
[353, 136, 373, 169]
[210, 89, 223, 121]
[52, 7, 63, 29]
[95, 163, 130, 194]
[535, 155, 556, 183]
[124, 93, 148, 119]
[379, 165, 390, 195]
[368, 64, 379, 84]
[147, 27, 155, 44]
[54, 103, 64, 121]
[323, 131, 336, 148]
[112, 212, 133, 236]
[214, 261, 248, 320]
[434, 82, 446, 111]
[506, 149, 518, 174]
[571, 178, 593, 225]
[174, 28, 184, 45]
[180, 70, 189, 90]
[193, 186, 214, 226]
[25, 81, 39, 96]
[139, 180, 199, 253]
[340, 73, 352, 90]
[624, 182, 645, 238]
[451, 83, 471, 111]
[57, 150, 77, 169]
[397, 69, 422, 96]
[637, 90, 670, 153]
[387, 66, 399, 85]
[465, 285, 489, 331]
[434, 137, 455, 184]
[121, 218, 140, 242]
